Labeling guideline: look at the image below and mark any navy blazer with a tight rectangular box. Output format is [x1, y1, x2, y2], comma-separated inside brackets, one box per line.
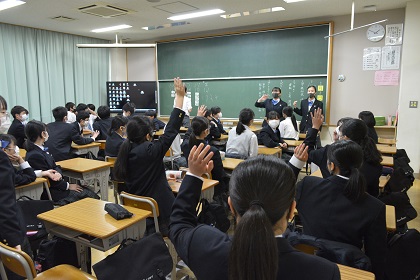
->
[152, 118, 166, 131]
[14, 166, 36, 187]
[255, 98, 288, 126]
[26, 145, 69, 201]
[294, 99, 324, 132]
[125, 108, 184, 222]
[169, 175, 340, 280]
[296, 175, 386, 280]
[105, 131, 125, 157]
[258, 126, 285, 148]
[0, 151, 25, 247]
[7, 119, 26, 148]
[93, 117, 113, 141]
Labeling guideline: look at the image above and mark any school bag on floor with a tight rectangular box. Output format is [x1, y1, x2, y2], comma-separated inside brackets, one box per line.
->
[385, 229, 420, 280]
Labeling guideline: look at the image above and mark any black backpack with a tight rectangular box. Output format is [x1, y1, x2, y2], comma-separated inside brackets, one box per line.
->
[385, 229, 420, 280]
[379, 192, 417, 227]
[36, 236, 79, 272]
[197, 198, 230, 232]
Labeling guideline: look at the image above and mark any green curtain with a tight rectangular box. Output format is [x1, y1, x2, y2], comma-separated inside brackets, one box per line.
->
[0, 23, 109, 123]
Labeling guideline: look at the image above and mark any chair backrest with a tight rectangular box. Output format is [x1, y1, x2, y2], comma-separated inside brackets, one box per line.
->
[105, 156, 117, 167]
[164, 148, 173, 157]
[119, 192, 160, 233]
[0, 242, 36, 280]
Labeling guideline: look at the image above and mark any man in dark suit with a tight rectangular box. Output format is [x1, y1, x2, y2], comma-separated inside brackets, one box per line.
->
[45, 106, 99, 161]
[255, 87, 287, 127]
[7, 105, 29, 148]
[293, 85, 324, 133]
[93, 105, 113, 140]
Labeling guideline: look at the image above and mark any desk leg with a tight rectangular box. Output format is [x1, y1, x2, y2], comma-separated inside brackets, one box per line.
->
[43, 182, 53, 201]
[76, 243, 92, 274]
[95, 169, 110, 201]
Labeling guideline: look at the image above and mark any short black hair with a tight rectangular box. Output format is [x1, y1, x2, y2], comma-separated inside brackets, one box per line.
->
[52, 106, 68, 121]
[145, 110, 157, 118]
[76, 110, 90, 123]
[97, 105, 111, 119]
[87, 104, 96, 111]
[65, 102, 75, 111]
[211, 106, 221, 115]
[76, 103, 88, 112]
[11, 106, 28, 119]
[122, 102, 135, 114]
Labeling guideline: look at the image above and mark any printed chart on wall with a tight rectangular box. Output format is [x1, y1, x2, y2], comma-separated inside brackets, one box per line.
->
[159, 77, 327, 121]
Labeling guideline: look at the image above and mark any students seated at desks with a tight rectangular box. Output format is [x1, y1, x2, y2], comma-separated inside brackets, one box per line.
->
[296, 140, 386, 280]
[25, 120, 99, 205]
[255, 87, 288, 127]
[122, 102, 136, 119]
[105, 115, 128, 157]
[182, 116, 228, 197]
[305, 110, 383, 198]
[359, 111, 378, 144]
[65, 101, 76, 123]
[226, 108, 258, 159]
[279, 106, 299, 140]
[8, 105, 29, 148]
[210, 106, 227, 135]
[204, 109, 222, 142]
[113, 78, 186, 236]
[258, 111, 288, 149]
[145, 109, 166, 131]
[169, 144, 339, 280]
[45, 106, 99, 162]
[87, 103, 98, 131]
[93, 105, 112, 141]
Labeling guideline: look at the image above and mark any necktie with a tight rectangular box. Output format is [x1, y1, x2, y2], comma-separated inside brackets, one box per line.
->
[308, 101, 313, 107]
[272, 99, 279, 105]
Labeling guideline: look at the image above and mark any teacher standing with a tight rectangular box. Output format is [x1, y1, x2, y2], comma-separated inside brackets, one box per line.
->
[255, 87, 287, 127]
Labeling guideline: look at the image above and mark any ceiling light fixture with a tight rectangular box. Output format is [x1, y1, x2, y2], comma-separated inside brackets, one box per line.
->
[283, 0, 306, 3]
[0, 0, 25, 12]
[91, 24, 132, 33]
[168, 9, 224, 21]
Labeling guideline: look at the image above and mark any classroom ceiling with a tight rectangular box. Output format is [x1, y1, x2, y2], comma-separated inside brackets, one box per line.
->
[0, 0, 410, 43]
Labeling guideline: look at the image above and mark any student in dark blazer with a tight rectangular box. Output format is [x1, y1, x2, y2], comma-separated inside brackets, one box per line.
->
[258, 111, 288, 149]
[305, 112, 383, 197]
[45, 107, 99, 161]
[255, 87, 288, 127]
[7, 105, 29, 148]
[293, 85, 324, 133]
[25, 120, 99, 204]
[358, 111, 378, 143]
[92, 105, 113, 141]
[210, 106, 227, 135]
[145, 110, 166, 131]
[113, 78, 186, 236]
[296, 140, 386, 280]
[204, 110, 221, 143]
[105, 115, 128, 158]
[170, 144, 338, 280]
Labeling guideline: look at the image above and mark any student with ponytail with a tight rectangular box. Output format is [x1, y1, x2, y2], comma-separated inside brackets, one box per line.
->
[170, 144, 338, 280]
[226, 108, 258, 159]
[105, 115, 128, 157]
[279, 106, 299, 140]
[113, 78, 186, 235]
[296, 140, 386, 280]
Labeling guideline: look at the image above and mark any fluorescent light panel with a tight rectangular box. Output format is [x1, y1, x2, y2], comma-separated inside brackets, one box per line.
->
[284, 0, 307, 3]
[220, 7, 285, 19]
[168, 9, 224, 21]
[142, 21, 190, 31]
[0, 0, 25, 12]
[91, 24, 132, 33]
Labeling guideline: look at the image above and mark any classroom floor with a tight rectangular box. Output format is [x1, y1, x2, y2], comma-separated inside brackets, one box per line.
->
[90, 178, 420, 279]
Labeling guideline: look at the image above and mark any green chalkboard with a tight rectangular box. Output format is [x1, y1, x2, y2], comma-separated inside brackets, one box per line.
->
[157, 23, 330, 120]
[159, 77, 327, 120]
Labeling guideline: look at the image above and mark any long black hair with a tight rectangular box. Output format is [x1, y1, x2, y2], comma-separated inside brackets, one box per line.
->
[340, 119, 382, 165]
[24, 120, 47, 152]
[113, 115, 153, 180]
[189, 116, 209, 149]
[358, 111, 376, 128]
[327, 140, 366, 202]
[282, 106, 298, 132]
[229, 156, 296, 280]
[236, 108, 254, 135]
[108, 115, 128, 136]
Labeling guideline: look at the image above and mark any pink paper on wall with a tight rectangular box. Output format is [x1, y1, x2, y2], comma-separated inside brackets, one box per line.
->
[374, 70, 400, 86]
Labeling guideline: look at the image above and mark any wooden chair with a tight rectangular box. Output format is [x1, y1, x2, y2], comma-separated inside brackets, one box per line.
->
[164, 148, 175, 170]
[105, 156, 124, 203]
[0, 242, 96, 280]
[119, 192, 182, 280]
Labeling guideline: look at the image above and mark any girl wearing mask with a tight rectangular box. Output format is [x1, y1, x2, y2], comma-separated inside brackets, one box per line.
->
[279, 106, 299, 140]
[210, 106, 227, 135]
[258, 111, 288, 149]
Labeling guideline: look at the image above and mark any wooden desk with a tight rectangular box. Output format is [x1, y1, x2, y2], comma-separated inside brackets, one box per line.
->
[71, 142, 101, 157]
[311, 169, 322, 178]
[168, 178, 219, 202]
[38, 198, 151, 272]
[299, 133, 306, 139]
[376, 144, 397, 155]
[378, 137, 396, 145]
[214, 134, 229, 141]
[386, 205, 396, 232]
[284, 139, 303, 147]
[56, 158, 112, 201]
[82, 129, 92, 137]
[381, 156, 394, 167]
[19, 148, 26, 159]
[222, 158, 244, 171]
[337, 264, 375, 280]
[155, 126, 188, 137]
[258, 146, 282, 158]
[96, 140, 106, 150]
[379, 175, 390, 190]
[15, 177, 52, 201]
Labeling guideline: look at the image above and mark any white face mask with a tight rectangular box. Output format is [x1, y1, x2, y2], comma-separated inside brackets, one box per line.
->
[43, 131, 49, 142]
[123, 112, 127, 117]
[0, 115, 11, 134]
[21, 114, 28, 121]
[268, 119, 280, 129]
[218, 112, 222, 118]
[14, 146, 20, 155]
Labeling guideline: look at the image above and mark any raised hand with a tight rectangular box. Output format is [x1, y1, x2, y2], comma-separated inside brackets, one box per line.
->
[294, 143, 308, 162]
[310, 108, 324, 130]
[293, 101, 298, 108]
[197, 105, 207, 117]
[188, 143, 214, 177]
